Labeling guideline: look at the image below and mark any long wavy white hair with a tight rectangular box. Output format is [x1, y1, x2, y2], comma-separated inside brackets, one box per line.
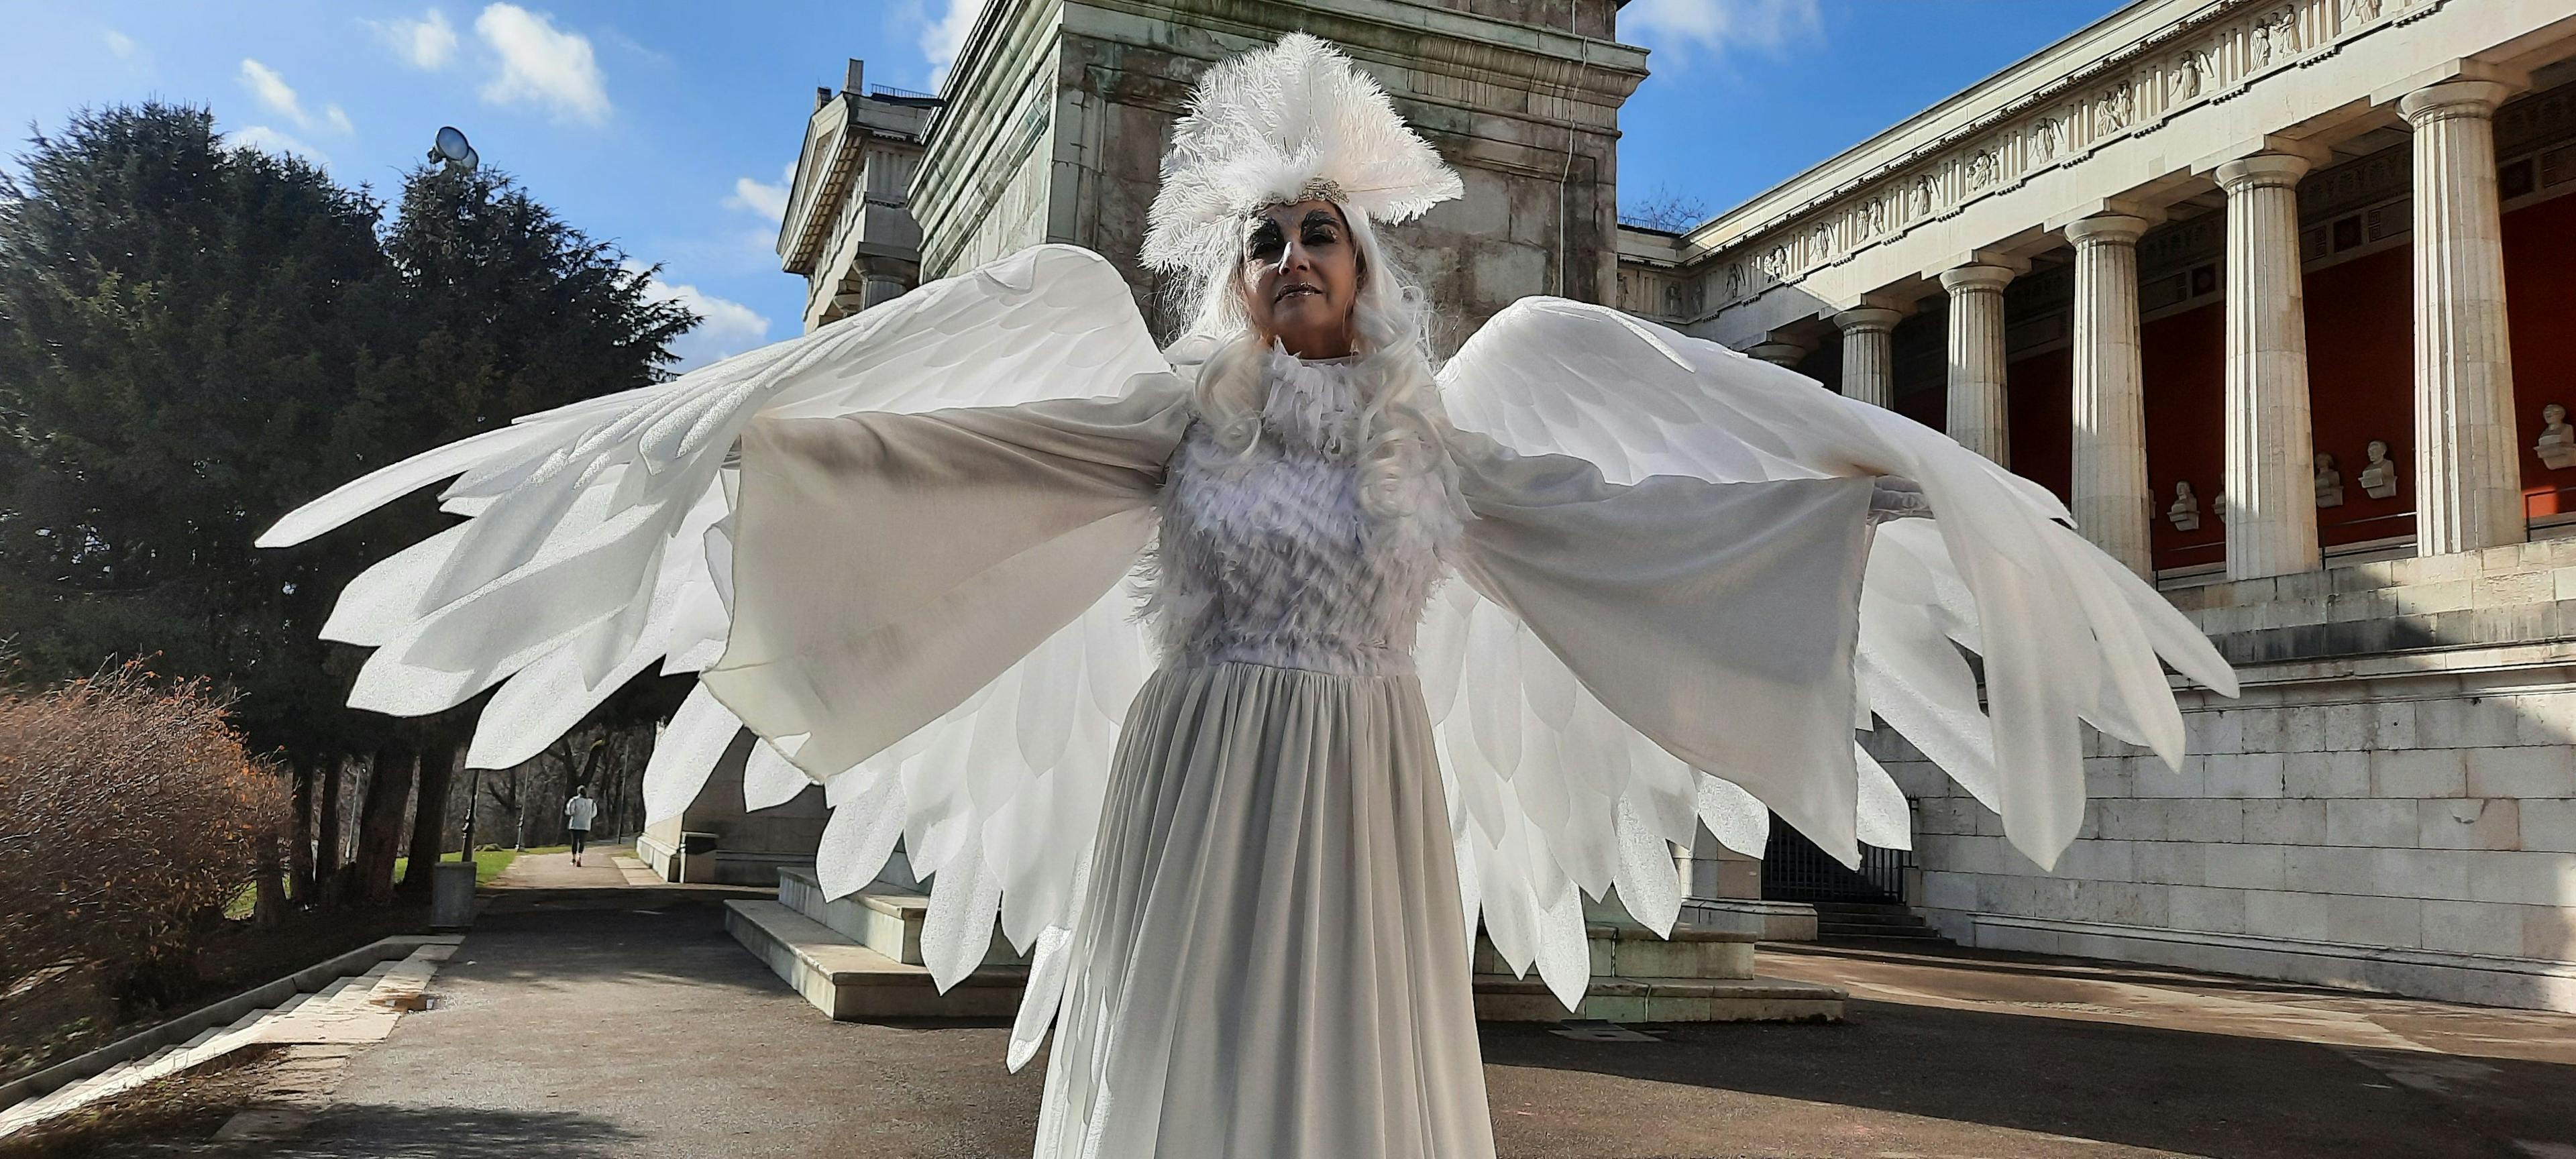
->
[1171, 205, 1462, 520]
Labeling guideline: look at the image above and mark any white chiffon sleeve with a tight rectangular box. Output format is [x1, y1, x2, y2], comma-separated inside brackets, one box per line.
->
[702, 383, 1191, 778]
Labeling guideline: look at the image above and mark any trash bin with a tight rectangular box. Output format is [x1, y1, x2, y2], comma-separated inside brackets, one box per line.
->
[430, 859, 478, 930]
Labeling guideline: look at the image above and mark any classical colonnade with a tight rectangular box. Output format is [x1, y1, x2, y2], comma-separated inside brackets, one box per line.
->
[1753, 77, 2524, 583]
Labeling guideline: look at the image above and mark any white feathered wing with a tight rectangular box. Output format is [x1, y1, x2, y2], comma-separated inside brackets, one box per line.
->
[260, 244, 1175, 1015]
[1423, 297, 2236, 1007]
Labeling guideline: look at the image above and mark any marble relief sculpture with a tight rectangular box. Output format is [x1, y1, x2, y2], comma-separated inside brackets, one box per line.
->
[258, 35, 2237, 1159]
[2538, 403, 2576, 470]
[2314, 452, 2345, 508]
[2360, 440, 2399, 498]
[2169, 480, 2203, 531]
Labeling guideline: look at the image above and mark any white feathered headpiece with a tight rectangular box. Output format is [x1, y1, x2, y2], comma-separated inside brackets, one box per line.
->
[1140, 34, 1464, 278]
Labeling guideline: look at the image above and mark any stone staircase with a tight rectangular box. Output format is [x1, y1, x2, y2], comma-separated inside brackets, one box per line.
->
[732, 869, 1843, 1024]
[725, 867, 1029, 1019]
[1813, 901, 1950, 943]
[0, 942, 454, 1139]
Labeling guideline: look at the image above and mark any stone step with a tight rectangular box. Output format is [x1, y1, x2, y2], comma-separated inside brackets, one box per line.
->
[733, 897, 1843, 1026]
[1811, 902, 1918, 918]
[1823, 922, 1937, 942]
[1681, 898, 1819, 942]
[775, 867, 1026, 969]
[1477, 919, 1759, 983]
[1814, 909, 1922, 926]
[726, 899, 1028, 1020]
[1472, 973, 1845, 1024]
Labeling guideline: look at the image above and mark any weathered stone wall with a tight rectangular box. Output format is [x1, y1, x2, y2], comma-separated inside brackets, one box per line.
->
[912, 0, 1644, 351]
[1876, 537, 2576, 1011]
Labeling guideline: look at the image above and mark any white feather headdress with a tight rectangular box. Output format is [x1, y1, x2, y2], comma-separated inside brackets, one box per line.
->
[1140, 34, 1464, 278]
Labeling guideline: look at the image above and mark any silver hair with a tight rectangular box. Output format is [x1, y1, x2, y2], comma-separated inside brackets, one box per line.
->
[1174, 205, 1462, 520]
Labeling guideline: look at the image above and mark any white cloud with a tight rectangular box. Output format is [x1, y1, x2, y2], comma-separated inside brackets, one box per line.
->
[919, 0, 979, 91]
[1620, 0, 1821, 60]
[239, 59, 353, 135]
[623, 260, 770, 369]
[475, 4, 610, 125]
[102, 30, 139, 60]
[372, 9, 460, 70]
[231, 125, 331, 167]
[725, 162, 792, 223]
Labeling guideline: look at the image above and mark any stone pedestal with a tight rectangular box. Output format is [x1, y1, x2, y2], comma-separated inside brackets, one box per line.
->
[2065, 214, 2155, 577]
[2402, 80, 2525, 555]
[2216, 152, 2322, 580]
[1470, 919, 1844, 1023]
[737, 867, 1845, 1023]
[1941, 264, 2018, 465]
[1834, 307, 1902, 408]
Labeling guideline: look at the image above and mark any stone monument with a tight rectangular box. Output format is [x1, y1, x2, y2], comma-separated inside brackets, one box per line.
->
[2314, 452, 2345, 508]
[2359, 439, 2399, 498]
[2538, 403, 2576, 470]
[2167, 480, 2202, 531]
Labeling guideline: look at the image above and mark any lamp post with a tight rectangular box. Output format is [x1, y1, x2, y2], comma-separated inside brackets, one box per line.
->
[429, 124, 486, 928]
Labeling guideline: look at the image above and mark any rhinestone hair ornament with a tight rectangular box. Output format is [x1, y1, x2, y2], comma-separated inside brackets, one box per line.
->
[1139, 34, 1464, 279]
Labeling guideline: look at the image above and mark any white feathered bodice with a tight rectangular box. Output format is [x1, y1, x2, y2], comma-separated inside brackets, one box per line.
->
[1144, 350, 1457, 676]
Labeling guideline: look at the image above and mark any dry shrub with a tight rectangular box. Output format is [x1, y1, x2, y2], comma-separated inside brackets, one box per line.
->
[0, 662, 286, 1008]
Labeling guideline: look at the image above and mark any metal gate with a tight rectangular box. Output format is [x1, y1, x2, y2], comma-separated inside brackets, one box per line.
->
[1760, 820, 1911, 904]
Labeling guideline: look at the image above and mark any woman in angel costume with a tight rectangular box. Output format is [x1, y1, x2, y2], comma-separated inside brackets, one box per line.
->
[264, 35, 2234, 1159]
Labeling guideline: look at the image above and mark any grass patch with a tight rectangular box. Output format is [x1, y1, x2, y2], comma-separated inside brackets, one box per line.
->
[220, 844, 584, 918]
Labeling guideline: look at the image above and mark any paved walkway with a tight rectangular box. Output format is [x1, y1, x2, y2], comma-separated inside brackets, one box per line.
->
[484, 848, 642, 889]
[266, 872, 2576, 1159]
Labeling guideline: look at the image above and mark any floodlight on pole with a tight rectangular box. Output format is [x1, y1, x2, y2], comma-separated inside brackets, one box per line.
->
[429, 125, 480, 173]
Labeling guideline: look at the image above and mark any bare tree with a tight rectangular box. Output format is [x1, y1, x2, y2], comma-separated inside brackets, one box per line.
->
[1619, 186, 1713, 233]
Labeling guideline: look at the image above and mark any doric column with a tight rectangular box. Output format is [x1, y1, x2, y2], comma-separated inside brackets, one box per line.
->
[2216, 152, 2322, 580]
[1940, 264, 2017, 465]
[1834, 307, 1902, 408]
[1748, 336, 1815, 370]
[2064, 215, 2155, 576]
[2402, 80, 2524, 555]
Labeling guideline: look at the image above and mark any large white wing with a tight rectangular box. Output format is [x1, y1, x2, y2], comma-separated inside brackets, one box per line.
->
[1429, 298, 2235, 1001]
[262, 245, 1173, 1007]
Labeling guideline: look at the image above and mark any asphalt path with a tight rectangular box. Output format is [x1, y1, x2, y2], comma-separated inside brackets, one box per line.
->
[274, 869, 2576, 1158]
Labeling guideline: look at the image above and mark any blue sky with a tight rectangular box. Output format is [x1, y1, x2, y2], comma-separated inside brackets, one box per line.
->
[2, 1, 2108, 367]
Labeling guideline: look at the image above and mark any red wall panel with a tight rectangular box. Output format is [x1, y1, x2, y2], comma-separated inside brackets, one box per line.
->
[2504, 192, 2576, 517]
[2008, 346, 2074, 504]
[2141, 303, 2226, 571]
[2302, 245, 2416, 547]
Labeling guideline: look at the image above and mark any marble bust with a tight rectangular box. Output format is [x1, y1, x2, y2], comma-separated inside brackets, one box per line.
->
[2359, 440, 2398, 499]
[2314, 452, 2344, 508]
[2539, 404, 2576, 470]
[2167, 480, 2202, 531]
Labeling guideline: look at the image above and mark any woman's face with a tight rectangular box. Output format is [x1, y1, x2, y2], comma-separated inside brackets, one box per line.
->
[1239, 199, 1361, 360]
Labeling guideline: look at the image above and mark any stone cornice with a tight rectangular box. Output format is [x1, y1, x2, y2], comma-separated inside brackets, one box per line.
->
[780, 96, 855, 276]
[1089, 0, 1651, 109]
[1669, 0, 2455, 319]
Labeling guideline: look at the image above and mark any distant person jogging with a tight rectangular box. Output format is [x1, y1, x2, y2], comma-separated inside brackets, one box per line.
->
[565, 785, 597, 867]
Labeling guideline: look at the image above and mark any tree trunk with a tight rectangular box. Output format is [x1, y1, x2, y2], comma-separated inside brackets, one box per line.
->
[315, 757, 344, 906]
[288, 759, 316, 905]
[352, 742, 417, 908]
[398, 735, 458, 898]
[252, 832, 287, 928]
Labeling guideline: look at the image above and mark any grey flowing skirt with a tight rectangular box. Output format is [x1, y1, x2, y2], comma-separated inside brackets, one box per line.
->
[1032, 661, 1495, 1159]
